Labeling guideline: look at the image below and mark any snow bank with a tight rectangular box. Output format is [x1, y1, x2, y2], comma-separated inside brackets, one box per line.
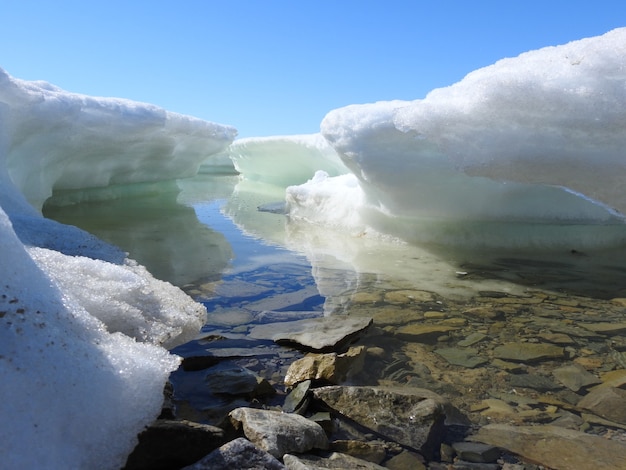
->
[287, 28, 626, 248]
[0, 69, 236, 468]
[0, 67, 237, 211]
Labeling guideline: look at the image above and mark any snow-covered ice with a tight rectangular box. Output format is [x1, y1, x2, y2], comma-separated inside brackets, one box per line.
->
[284, 28, 626, 248]
[0, 68, 236, 468]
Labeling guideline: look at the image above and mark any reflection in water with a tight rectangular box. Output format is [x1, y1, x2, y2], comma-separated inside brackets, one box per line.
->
[43, 179, 234, 287]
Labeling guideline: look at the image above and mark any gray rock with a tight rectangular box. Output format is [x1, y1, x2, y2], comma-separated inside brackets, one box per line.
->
[434, 347, 488, 368]
[578, 386, 626, 425]
[182, 437, 286, 470]
[493, 342, 564, 362]
[283, 452, 386, 469]
[311, 385, 468, 459]
[552, 363, 601, 392]
[124, 420, 226, 470]
[451, 442, 500, 463]
[283, 379, 312, 413]
[471, 424, 626, 470]
[457, 332, 488, 347]
[205, 362, 275, 397]
[508, 373, 562, 392]
[248, 316, 372, 352]
[229, 407, 328, 458]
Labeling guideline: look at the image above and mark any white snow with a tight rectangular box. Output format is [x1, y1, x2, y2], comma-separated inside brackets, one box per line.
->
[0, 68, 236, 468]
[284, 28, 626, 248]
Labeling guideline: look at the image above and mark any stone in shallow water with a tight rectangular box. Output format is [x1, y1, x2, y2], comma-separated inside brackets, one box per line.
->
[248, 316, 372, 352]
[451, 442, 501, 463]
[508, 373, 562, 392]
[578, 386, 626, 425]
[182, 437, 285, 470]
[552, 363, 601, 392]
[471, 424, 626, 470]
[311, 385, 468, 459]
[395, 324, 458, 343]
[582, 322, 626, 336]
[434, 347, 488, 368]
[229, 407, 328, 458]
[493, 342, 564, 362]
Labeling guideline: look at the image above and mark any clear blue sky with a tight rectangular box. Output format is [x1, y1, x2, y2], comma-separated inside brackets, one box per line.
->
[1, 1, 625, 138]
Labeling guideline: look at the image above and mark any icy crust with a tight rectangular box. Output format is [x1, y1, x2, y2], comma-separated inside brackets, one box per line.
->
[0, 70, 228, 468]
[0, 67, 237, 210]
[229, 134, 350, 186]
[311, 28, 626, 246]
[0, 208, 181, 470]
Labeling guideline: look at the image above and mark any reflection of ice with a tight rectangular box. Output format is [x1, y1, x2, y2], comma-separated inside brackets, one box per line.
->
[44, 180, 233, 287]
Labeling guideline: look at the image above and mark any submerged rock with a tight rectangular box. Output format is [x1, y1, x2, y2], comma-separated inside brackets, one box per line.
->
[229, 407, 329, 458]
[493, 342, 565, 362]
[578, 386, 626, 425]
[471, 424, 626, 470]
[248, 316, 372, 352]
[311, 385, 468, 459]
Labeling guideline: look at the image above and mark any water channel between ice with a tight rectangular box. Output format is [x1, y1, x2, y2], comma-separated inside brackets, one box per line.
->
[44, 172, 626, 423]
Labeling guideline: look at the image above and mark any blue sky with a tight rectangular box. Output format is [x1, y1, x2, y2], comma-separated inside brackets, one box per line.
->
[1, 1, 625, 137]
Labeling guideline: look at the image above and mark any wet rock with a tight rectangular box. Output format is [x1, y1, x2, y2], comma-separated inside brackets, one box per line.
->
[284, 346, 366, 387]
[182, 437, 286, 470]
[595, 368, 626, 389]
[229, 407, 328, 458]
[457, 332, 487, 347]
[451, 442, 500, 463]
[471, 424, 626, 470]
[329, 440, 388, 464]
[462, 306, 504, 321]
[205, 362, 275, 397]
[283, 379, 312, 413]
[578, 386, 626, 425]
[435, 347, 488, 368]
[493, 342, 565, 362]
[582, 322, 626, 336]
[552, 363, 601, 392]
[124, 420, 226, 470]
[395, 324, 459, 343]
[283, 451, 386, 469]
[311, 385, 468, 459]
[248, 316, 372, 352]
[508, 373, 562, 392]
[384, 289, 435, 304]
[385, 450, 427, 470]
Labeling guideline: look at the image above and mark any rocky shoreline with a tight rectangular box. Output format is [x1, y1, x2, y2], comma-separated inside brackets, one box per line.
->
[125, 283, 626, 469]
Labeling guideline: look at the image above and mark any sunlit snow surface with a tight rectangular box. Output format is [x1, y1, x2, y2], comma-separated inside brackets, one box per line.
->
[0, 68, 236, 469]
[286, 28, 626, 248]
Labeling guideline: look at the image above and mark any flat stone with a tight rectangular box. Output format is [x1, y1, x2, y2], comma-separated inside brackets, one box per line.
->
[283, 452, 386, 469]
[384, 450, 427, 470]
[395, 324, 458, 343]
[329, 440, 387, 464]
[205, 363, 274, 397]
[283, 380, 312, 413]
[248, 316, 372, 352]
[311, 385, 468, 459]
[582, 322, 626, 335]
[182, 437, 285, 470]
[493, 342, 564, 362]
[124, 420, 226, 470]
[434, 347, 488, 368]
[384, 289, 435, 304]
[552, 363, 601, 392]
[509, 373, 562, 392]
[284, 346, 366, 387]
[462, 306, 504, 321]
[596, 369, 626, 389]
[229, 407, 328, 458]
[451, 442, 501, 463]
[537, 332, 575, 345]
[471, 424, 626, 470]
[457, 332, 487, 347]
[578, 386, 626, 425]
